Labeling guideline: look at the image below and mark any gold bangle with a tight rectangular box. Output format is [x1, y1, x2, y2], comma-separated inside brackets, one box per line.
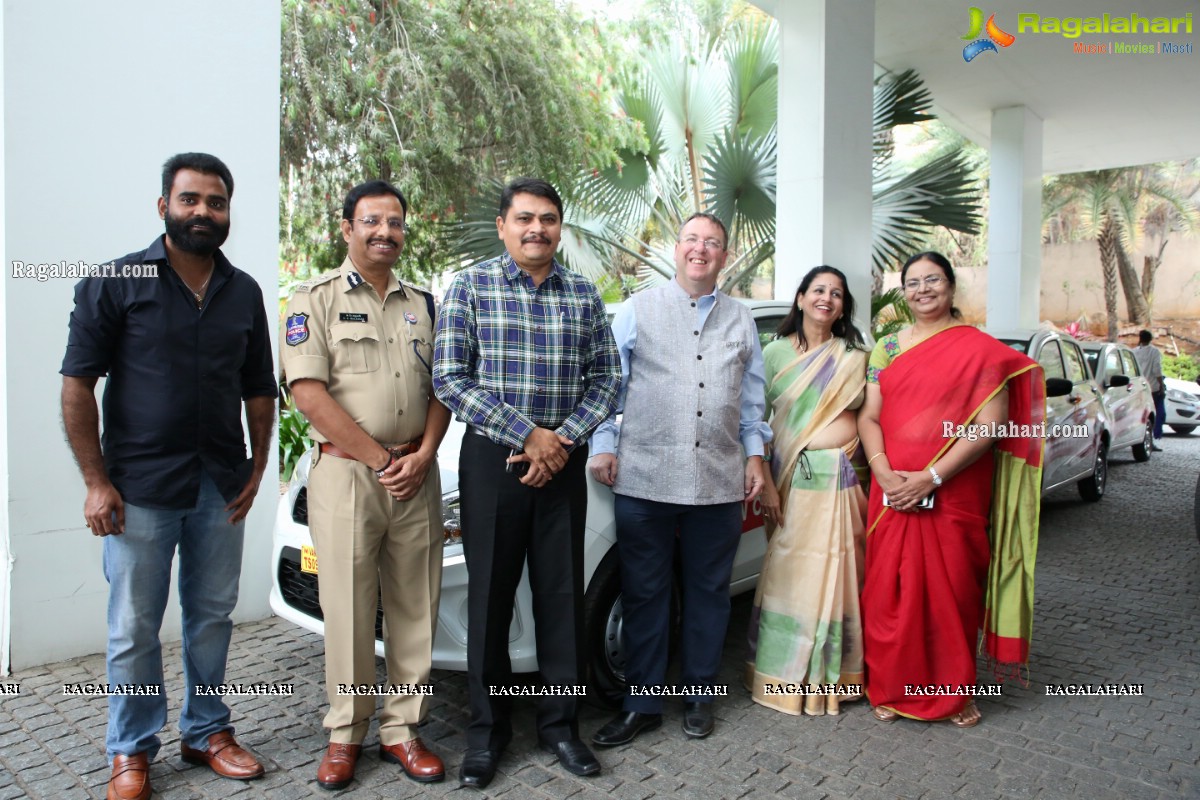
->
[868, 452, 886, 466]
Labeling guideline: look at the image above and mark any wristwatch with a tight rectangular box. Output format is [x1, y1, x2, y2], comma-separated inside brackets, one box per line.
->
[928, 465, 943, 487]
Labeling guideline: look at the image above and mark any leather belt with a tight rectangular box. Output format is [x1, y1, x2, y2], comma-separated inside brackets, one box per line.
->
[319, 437, 423, 461]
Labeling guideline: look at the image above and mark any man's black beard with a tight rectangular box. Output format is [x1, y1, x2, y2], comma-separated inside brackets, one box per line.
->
[165, 212, 229, 256]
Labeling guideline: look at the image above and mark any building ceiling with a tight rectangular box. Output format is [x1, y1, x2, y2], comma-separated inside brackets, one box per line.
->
[758, 0, 1199, 174]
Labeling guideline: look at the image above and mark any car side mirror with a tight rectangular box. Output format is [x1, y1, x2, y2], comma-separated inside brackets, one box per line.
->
[1046, 378, 1073, 398]
[1107, 374, 1130, 388]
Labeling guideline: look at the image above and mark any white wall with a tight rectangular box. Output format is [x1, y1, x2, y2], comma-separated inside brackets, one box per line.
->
[0, 0, 11, 675]
[2, 1, 280, 670]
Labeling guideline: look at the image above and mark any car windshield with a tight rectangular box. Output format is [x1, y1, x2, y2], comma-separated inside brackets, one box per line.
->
[1083, 350, 1100, 374]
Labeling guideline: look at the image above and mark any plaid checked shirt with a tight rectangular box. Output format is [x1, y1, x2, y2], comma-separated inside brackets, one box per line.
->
[433, 253, 621, 450]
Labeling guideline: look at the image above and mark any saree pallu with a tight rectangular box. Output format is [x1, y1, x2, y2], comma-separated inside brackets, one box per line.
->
[862, 326, 1043, 721]
[746, 339, 868, 715]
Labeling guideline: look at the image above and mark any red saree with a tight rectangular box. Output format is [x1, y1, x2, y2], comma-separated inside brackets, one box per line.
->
[862, 326, 1043, 721]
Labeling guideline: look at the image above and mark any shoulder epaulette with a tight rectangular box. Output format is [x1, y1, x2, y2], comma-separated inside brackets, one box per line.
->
[292, 270, 342, 294]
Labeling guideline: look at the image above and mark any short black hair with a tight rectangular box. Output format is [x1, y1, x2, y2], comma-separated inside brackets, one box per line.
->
[343, 180, 408, 220]
[679, 212, 729, 249]
[1138, 330, 1153, 345]
[162, 152, 234, 200]
[499, 178, 564, 220]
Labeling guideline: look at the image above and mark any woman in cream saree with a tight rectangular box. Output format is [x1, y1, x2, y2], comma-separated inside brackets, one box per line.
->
[746, 267, 869, 716]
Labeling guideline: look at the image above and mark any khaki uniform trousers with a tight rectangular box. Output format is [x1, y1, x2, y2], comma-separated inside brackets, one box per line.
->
[307, 450, 443, 745]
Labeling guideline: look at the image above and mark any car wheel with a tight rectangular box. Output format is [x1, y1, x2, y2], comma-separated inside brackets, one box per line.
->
[1078, 438, 1109, 502]
[1132, 419, 1153, 463]
[582, 551, 627, 708]
[582, 548, 681, 709]
[1170, 425, 1196, 435]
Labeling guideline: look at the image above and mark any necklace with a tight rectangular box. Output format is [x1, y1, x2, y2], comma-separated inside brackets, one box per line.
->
[906, 321, 955, 350]
[178, 267, 214, 308]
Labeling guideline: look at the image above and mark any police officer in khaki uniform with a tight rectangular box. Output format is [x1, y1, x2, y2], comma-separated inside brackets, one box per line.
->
[281, 181, 450, 791]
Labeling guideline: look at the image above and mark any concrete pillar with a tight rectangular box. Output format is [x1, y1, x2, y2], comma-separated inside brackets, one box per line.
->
[2, 1, 280, 669]
[987, 106, 1043, 330]
[773, 0, 875, 333]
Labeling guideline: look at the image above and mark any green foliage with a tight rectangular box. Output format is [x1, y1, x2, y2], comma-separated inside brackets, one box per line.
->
[281, 0, 642, 283]
[871, 287, 914, 339]
[279, 405, 313, 482]
[1164, 354, 1199, 382]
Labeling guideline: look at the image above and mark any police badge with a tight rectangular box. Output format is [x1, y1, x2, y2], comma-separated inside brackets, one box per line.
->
[285, 313, 310, 346]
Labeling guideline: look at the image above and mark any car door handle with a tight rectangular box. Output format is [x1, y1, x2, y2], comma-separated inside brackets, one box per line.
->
[1069, 395, 1082, 405]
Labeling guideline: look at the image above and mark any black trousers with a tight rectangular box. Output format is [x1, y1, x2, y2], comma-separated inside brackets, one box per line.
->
[459, 433, 588, 751]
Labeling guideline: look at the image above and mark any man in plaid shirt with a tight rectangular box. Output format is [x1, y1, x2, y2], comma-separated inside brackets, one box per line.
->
[433, 178, 620, 789]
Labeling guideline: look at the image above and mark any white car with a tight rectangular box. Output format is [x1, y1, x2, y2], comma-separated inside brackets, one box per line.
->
[269, 300, 792, 704]
[1165, 376, 1199, 435]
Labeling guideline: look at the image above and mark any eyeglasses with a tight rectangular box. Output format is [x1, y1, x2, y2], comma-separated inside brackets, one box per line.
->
[354, 216, 409, 233]
[679, 235, 725, 251]
[903, 276, 946, 292]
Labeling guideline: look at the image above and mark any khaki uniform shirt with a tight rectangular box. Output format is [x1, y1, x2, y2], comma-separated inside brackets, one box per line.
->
[281, 258, 434, 445]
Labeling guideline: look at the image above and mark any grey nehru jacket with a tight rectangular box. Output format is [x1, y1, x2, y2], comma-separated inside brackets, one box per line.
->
[613, 282, 755, 505]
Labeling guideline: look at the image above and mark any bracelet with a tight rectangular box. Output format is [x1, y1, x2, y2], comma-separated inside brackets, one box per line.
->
[761, 452, 772, 463]
[374, 449, 396, 478]
[867, 452, 886, 466]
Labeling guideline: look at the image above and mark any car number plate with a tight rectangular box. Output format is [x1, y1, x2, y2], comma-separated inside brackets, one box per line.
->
[301, 545, 319, 574]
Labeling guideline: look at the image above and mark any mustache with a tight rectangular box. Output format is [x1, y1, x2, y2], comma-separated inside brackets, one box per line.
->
[368, 237, 398, 248]
[187, 219, 216, 232]
[522, 235, 551, 244]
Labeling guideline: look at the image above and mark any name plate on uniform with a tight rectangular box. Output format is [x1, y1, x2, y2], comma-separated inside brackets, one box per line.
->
[301, 545, 319, 574]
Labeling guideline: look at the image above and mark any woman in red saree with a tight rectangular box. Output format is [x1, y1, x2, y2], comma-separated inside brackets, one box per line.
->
[858, 252, 1043, 726]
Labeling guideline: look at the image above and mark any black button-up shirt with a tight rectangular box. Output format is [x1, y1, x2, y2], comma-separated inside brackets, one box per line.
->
[60, 236, 276, 509]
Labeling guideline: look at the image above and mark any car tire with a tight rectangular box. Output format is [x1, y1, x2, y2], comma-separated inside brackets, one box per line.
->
[582, 551, 626, 708]
[1078, 438, 1109, 502]
[582, 548, 681, 709]
[1132, 419, 1153, 463]
[1170, 425, 1196, 435]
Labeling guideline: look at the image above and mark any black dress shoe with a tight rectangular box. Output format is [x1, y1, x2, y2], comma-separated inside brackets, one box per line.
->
[541, 739, 601, 777]
[458, 749, 500, 790]
[592, 711, 663, 747]
[682, 702, 714, 739]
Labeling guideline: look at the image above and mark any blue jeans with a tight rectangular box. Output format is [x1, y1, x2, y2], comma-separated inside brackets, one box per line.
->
[1153, 389, 1166, 440]
[103, 471, 244, 759]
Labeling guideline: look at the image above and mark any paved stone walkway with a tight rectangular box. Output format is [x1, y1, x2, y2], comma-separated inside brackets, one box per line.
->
[2, 434, 1197, 799]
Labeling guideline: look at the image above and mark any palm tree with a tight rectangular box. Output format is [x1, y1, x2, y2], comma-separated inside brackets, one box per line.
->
[445, 22, 981, 295]
[1045, 167, 1197, 338]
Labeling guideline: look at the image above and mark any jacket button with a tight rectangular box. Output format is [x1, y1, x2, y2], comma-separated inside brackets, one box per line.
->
[699, 382, 704, 388]
[697, 411, 703, 417]
[697, 355, 702, 361]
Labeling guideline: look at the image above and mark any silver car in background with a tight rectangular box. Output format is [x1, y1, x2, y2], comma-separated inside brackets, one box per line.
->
[1080, 341, 1155, 462]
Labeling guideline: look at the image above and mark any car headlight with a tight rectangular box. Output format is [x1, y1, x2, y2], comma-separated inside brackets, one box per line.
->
[442, 492, 462, 547]
[1167, 388, 1198, 403]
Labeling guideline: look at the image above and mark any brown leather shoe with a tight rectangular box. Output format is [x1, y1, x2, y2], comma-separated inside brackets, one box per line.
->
[107, 753, 151, 800]
[317, 742, 361, 790]
[380, 737, 445, 783]
[180, 731, 264, 780]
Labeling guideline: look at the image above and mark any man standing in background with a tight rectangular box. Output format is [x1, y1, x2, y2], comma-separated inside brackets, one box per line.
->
[61, 153, 274, 800]
[1133, 329, 1165, 451]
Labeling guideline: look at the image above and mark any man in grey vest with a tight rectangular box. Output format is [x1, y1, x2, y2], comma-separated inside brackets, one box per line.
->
[587, 212, 771, 746]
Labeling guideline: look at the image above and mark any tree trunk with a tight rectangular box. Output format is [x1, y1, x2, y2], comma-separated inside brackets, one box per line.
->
[1142, 239, 1167, 324]
[1115, 238, 1150, 326]
[1097, 214, 1120, 342]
